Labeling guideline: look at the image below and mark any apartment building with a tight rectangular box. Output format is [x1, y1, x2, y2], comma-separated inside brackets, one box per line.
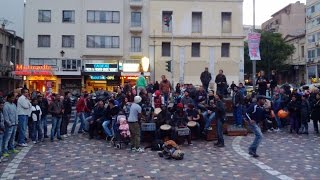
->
[306, 0, 320, 83]
[148, 0, 244, 86]
[24, 0, 149, 94]
[0, 26, 24, 94]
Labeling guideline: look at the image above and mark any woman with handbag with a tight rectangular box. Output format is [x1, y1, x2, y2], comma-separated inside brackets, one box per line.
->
[311, 93, 320, 134]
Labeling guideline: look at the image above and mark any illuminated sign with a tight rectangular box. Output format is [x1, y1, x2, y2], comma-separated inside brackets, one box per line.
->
[90, 75, 115, 80]
[122, 63, 140, 72]
[13, 64, 53, 76]
[85, 64, 118, 72]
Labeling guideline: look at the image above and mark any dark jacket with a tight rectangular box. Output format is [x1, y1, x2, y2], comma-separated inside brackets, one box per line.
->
[49, 101, 64, 118]
[200, 71, 212, 85]
[156, 110, 171, 128]
[172, 111, 188, 127]
[287, 100, 300, 116]
[105, 106, 120, 120]
[269, 74, 277, 89]
[39, 98, 49, 117]
[311, 100, 320, 120]
[256, 76, 268, 92]
[215, 100, 226, 120]
[0, 111, 4, 134]
[63, 98, 72, 115]
[245, 103, 266, 123]
[195, 90, 207, 104]
[92, 106, 106, 121]
[300, 99, 310, 121]
[215, 74, 227, 88]
[232, 91, 244, 106]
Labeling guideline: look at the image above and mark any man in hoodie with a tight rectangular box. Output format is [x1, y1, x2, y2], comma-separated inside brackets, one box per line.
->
[17, 89, 32, 147]
[136, 72, 147, 97]
[2, 93, 19, 157]
[49, 94, 64, 142]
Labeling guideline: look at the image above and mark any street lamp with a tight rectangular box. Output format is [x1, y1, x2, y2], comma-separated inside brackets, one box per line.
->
[141, 56, 150, 72]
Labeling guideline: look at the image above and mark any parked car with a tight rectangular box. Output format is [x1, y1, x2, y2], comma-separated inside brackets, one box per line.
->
[299, 83, 320, 92]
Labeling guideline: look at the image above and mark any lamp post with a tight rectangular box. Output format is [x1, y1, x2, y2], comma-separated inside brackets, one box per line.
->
[141, 56, 150, 72]
[252, 0, 257, 90]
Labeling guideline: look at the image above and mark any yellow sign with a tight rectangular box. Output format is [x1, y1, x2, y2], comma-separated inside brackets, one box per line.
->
[28, 76, 57, 81]
[129, 55, 143, 60]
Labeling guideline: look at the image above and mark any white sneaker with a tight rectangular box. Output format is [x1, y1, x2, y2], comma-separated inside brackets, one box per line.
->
[207, 127, 213, 131]
[32, 141, 37, 144]
[135, 147, 144, 153]
[274, 128, 280, 132]
[18, 143, 28, 147]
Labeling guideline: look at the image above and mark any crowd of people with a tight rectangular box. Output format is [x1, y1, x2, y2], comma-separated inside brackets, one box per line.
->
[0, 69, 320, 162]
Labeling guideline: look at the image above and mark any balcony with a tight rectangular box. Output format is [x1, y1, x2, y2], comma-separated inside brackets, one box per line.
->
[130, 0, 143, 9]
[130, 21, 143, 33]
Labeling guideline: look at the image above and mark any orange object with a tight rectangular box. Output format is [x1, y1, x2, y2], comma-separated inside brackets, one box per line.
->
[277, 109, 289, 119]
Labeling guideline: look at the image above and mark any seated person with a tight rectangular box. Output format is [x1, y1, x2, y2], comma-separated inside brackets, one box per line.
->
[202, 100, 216, 131]
[156, 105, 172, 139]
[152, 90, 165, 109]
[141, 100, 154, 122]
[102, 99, 120, 141]
[171, 103, 191, 145]
[186, 104, 201, 138]
[89, 100, 106, 139]
[181, 91, 194, 107]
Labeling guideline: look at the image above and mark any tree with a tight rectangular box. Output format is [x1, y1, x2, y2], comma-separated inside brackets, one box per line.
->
[244, 31, 295, 76]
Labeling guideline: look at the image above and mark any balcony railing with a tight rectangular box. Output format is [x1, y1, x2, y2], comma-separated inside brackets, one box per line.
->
[130, 47, 142, 52]
[131, 21, 142, 27]
[130, 0, 143, 8]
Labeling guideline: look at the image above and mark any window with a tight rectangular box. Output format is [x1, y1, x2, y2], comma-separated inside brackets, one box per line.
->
[301, 46, 304, 58]
[308, 50, 315, 59]
[308, 34, 316, 43]
[38, 35, 50, 47]
[162, 11, 173, 32]
[86, 35, 120, 48]
[0, 44, 2, 61]
[29, 58, 57, 66]
[38, 10, 51, 22]
[317, 48, 320, 57]
[16, 49, 20, 64]
[6, 46, 9, 62]
[191, 43, 200, 57]
[62, 35, 75, 48]
[221, 43, 230, 57]
[311, 6, 315, 13]
[131, 36, 141, 52]
[87, 11, 120, 23]
[62, 59, 81, 70]
[162, 42, 171, 57]
[221, 12, 232, 33]
[63, 10, 75, 23]
[131, 12, 141, 27]
[192, 12, 202, 33]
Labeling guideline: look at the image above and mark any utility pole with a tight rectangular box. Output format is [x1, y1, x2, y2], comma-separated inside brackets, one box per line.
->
[252, 0, 257, 91]
[153, 30, 156, 82]
[171, 15, 174, 88]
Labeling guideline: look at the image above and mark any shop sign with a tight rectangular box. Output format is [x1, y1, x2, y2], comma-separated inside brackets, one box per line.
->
[13, 64, 53, 76]
[122, 63, 140, 72]
[85, 64, 118, 72]
[129, 55, 143, 60]
[90, 75, 115, 80]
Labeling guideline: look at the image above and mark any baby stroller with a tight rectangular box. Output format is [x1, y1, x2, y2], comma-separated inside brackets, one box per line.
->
[112, 114, 131, 149]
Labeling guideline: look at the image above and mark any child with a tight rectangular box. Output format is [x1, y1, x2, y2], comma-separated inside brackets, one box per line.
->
[0, 101, 5, 163]
[30, 98, 42, 143]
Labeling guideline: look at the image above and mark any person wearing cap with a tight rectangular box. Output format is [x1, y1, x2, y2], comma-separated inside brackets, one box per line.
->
[232, 86, 244, 128]
[128, 96, 144, 152]
[152, 90, 164, 109]
[245, 95, 267, 158]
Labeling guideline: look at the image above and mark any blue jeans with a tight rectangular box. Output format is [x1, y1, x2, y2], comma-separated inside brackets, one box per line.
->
[202, 111, 215, 129]
[18, 115, 28, 144]
[0, 133, 3, 157]
[32, 120, 43, 141]
[102, 120, 113, 137]
[84, 116, 92, 132]
[71, 112, 85, 134]
[249, 123, 263, 153]
[274, 114, 282, 128]
[233, 106, 243, 126]
[51, 117, 62, 140]
[3, 126, 17, 153]
[42, 115, 48, 137]
[216, 118, 224, 144]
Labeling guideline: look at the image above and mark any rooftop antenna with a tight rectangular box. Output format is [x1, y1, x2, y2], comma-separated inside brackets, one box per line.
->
[0, 18, 13, 29]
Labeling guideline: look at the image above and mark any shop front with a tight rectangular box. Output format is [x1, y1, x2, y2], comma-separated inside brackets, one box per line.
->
[60, 78, 82, 96]
[121, 61, 150, 86]
[13, 64, 58, 93]
[83, 62, 120, 92]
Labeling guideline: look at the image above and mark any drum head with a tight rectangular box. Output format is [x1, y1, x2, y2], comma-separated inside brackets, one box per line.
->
[187, 121, 197, 127]
[154, 108, 162, 115]
[160, 124, 171, 130]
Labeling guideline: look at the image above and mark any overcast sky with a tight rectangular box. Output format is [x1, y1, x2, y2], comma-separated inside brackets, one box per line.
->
[243, 0, 307, 26]
[0, 0, 307, 37]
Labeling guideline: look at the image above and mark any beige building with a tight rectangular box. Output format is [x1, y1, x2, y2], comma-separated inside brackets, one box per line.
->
[306, 0, 320, 83]
[0, 26, 24, 93]
[262, 1, 305, 37]
[148, 0, 244, 87]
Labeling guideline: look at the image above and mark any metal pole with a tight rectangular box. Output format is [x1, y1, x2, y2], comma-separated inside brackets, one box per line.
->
[153, 30, 156, 82]
[252, 0, 257, 91]
[171, 15, 174, 88]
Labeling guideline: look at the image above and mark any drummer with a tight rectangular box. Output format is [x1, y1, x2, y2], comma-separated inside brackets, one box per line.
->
[172, 103, 192, 145]
[152, 90, 165, 109]
[155, 105, 172, 139]
[186, 103, 201, 138]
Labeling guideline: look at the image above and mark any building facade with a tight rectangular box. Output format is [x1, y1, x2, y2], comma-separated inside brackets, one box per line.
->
[306, 0, 320, 84]
[0, 26, 24, 94]
[24, 0, 150, 94]
[148, 0, 244, 87]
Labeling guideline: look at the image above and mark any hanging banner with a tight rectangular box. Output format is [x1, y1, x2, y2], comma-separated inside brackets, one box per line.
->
[248, 32, 261, 60]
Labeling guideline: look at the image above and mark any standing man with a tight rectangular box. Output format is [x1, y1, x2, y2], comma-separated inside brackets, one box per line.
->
[136, 72, 147, 96]
[214, 94, 226, 147]
[200, 67, 212, 92]
[215, 70, 227, 96]
[49, 94, 64, 142]
[269, 70, 277, 96]
[128, 96, 144, 153]
[256, 70, 268, 96]
[61, 91, 72, 138]
[71, 94, 87, 134]
[245, 95, 267, 158]
[232, 86, 244, 128]
[17, 89, 32, 147]
[2, 93, 19, 156]
[38, 95, 49, 138]
[159, 75, 172, 103]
